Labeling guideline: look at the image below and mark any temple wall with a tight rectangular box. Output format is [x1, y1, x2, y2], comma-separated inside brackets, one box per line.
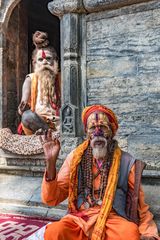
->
[3, 6, 19, 131]
[0, 0, 159, 169]
[0, 0, 28, 132]
[85, 1, 160, 168]
[48, 0, 160, 228]
[47, 0, 160, 170]
[0, 0, 159, 230]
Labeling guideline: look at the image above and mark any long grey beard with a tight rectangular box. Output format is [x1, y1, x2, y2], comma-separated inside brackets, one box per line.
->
[37, 69, 55, 103]
[91, 136, 108, 160]
[92, 147, 107, 159]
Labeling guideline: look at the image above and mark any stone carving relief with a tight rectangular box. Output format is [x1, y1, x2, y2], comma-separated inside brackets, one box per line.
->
[48, 0, 86, 17]
[63, 107, 73, 133]
[61, 104, 77, 136]
[60, 136, 83, 159]
[48, 0, 154, 16]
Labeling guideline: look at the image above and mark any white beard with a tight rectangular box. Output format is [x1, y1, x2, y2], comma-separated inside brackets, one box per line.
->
[34, 60, 58, 75]
[90, 136, 108, 160]
[92, 147, 107, 159]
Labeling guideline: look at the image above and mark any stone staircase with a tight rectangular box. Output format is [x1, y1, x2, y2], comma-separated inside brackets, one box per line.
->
[141, 173, 160, 232]
[0, 174, 67, 220]
[0, 148, 68, 221]
[0, 150, 45, 177]
[0, 149, 63, 177]
[0, 149, 159, 233]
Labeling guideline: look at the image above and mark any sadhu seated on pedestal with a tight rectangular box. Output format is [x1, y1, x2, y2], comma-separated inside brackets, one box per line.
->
[17, 31, 61, 135]
[40, 105, 159, 240]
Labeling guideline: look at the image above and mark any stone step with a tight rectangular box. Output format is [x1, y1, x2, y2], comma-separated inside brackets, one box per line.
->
[0, 173, 67, 220]
[0, 165, 44, 177]
[0, 173, 159, 232]
[0, 202, 67, 221]
[0, 150, 63, 176]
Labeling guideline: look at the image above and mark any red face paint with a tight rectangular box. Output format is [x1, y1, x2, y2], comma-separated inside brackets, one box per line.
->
[95, 113, 99, 123]
[42, 50, 46, 59]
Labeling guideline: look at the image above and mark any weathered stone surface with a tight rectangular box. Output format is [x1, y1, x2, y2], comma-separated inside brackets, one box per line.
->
[86, 2, 160, 164]
[142, 184, 160, 231]
[128, 135, 160, 169]
[60, 136, 83, 159]
[0, 1, 28, 132]
[0, 46, 3, 128]
[0, 0, 20, 28]
[59, 13, 84, 155]
[48, 0, 159, 15]
[48, 0, 86, 17]
[83, 0, 159, 13]
[0, 173, 67, 219]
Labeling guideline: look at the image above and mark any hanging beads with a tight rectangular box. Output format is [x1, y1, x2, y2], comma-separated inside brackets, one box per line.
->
[78, 140, 118, 209]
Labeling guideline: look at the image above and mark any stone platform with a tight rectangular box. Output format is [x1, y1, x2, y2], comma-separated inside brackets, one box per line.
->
[0, 173, 159, 233]
[0, 174, 67, 220]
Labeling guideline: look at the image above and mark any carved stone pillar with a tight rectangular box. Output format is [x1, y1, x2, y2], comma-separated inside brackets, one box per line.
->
[48, 1, 86, 157]
[0, 32, 4, 128]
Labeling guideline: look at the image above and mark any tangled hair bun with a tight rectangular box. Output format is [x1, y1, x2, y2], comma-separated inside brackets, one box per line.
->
[32, 31, 49, 49]
[32, 31, 58, 61]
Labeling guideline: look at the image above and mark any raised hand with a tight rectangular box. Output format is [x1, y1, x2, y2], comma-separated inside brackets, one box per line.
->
[40, 129, 60, 180]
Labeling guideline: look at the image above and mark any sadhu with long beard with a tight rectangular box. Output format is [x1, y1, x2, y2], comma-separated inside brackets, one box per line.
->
[40, 105, 159, 240]
[18, 31, 60, 135]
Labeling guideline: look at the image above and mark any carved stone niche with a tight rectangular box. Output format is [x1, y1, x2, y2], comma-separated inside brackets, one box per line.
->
[61, 103, 78, 137]
[48, 0, 154, 16]
[48, 0, 86, 17]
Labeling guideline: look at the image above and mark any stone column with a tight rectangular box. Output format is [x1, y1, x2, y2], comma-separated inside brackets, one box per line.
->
[0, 32, 4, 128]
[48, 1, 86, 157]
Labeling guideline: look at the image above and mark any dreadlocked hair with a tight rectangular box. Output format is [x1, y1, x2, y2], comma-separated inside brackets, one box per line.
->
[32, 31, 58, 61]
[79, 139, 118, 206]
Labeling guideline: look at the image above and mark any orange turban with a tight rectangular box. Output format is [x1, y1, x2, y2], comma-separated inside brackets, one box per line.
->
[82, 105, 118, 136]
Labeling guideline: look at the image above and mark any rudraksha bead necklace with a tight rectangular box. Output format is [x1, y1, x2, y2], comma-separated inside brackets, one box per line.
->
[79, 139, 117, 208]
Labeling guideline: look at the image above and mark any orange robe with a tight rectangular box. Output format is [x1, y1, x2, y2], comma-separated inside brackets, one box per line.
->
[21, 72, 61, 135]
[41, 151, 159, 240]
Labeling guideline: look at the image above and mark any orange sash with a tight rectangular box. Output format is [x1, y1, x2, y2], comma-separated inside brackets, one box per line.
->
[68, 141, 121, 240]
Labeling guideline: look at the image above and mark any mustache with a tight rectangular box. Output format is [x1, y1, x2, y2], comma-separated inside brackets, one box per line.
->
[91, 136, 108, 148]
[36, 64, 55, 73]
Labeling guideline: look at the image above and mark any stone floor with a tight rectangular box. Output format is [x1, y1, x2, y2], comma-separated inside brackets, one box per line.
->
[0, 173, 159, 232]
[0, 174, 67, 220]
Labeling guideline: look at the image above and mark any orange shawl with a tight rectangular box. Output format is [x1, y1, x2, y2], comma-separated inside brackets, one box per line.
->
[68, 140, 121, 240]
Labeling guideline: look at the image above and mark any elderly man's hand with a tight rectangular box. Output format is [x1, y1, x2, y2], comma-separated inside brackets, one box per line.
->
[40, 129, 60, 180]
[140, 235, 156, 240]
[18, 101, 30, 115]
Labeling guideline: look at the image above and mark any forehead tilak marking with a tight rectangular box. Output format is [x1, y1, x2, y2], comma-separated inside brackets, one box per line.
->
[42, 50, 46, 59]
[95, 113, 99, 122]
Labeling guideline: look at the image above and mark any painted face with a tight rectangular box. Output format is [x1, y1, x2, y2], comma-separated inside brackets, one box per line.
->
[34, 49, 54, 72]
[86, 111, 113, 140]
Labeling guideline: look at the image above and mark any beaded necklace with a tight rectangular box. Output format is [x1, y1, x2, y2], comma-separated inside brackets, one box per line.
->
[79, 139, 117, 208]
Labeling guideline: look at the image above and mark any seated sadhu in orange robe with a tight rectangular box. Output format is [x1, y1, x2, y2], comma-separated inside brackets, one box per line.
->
[17, 31, 60, 135]
[41, 105, 160, 240]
